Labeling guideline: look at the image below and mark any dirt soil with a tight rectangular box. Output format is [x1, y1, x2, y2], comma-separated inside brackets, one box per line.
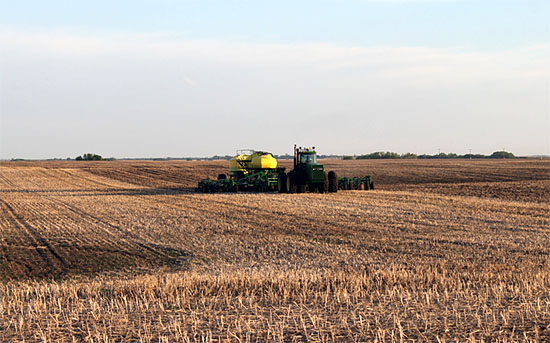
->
[0, 159, 549, 342]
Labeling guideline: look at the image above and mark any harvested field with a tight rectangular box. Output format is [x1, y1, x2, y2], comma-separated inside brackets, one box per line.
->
[0, 159, 549, 342]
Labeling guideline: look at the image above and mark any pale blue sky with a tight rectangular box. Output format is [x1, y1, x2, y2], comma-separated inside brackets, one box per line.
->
[1, 0, 548, 48]
[1, 0, 549, 158]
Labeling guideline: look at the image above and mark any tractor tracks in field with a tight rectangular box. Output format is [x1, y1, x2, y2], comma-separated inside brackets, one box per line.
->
[44, 194, 183, 263]
[1, 168, 185, 277]
[54, 168, 147, 191]
[82, 166, 193, 189]
[147, 194, 358, 243]
[0, 169, 17, 189]
[0, 198, 68, 276]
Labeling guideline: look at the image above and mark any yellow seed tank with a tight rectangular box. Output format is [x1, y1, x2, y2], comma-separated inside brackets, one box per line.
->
[229, 151, 278, 175]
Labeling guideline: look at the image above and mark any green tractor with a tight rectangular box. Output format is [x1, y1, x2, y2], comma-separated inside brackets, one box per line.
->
[278, 145, 338, 193]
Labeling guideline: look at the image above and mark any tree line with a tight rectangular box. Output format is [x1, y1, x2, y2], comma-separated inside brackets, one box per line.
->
[344, 151, 516, 160]
[75, 153, 115, 161]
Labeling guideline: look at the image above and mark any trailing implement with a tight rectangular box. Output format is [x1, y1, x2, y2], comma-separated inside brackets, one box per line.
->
[196, 150, 285, 192]
[196, 145, 374, 193]
[338, 176, 374, 191]
[197, 177, 237, 193]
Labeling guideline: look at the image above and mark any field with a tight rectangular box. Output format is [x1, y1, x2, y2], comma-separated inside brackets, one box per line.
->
[0, 159, 549, 342]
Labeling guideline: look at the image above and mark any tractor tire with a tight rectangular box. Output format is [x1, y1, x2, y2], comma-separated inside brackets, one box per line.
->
[288, 171, 297, 193]
[328, 171, 338, 193]
[369, 181, 375, 190]
[295, 169, 307, 193]
[217, 174, 227, 180]
[286, 175, 292, 193]
[318, 172, 328, 193]
[278, 173, 288, 193]
[364, 181, 370, 190]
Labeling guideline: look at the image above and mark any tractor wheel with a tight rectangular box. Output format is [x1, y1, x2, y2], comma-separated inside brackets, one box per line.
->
[328, 171, 338, 193]
[217, 174, 227, 180]
[295, 169, 307, 193]
[317, 182, 325, 193]
[288, 171, 297, 193]
[369, 181, 375, 190]
[278, 173, 288, 193]
[318, 172, 328, 193]
[286, 172, 292, 193]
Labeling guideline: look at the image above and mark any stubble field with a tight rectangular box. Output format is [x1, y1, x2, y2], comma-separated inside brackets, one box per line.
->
[0, 159, 549, 342]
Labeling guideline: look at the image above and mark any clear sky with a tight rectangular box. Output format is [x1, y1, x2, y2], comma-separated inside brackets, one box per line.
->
[1, 0, 549, 158]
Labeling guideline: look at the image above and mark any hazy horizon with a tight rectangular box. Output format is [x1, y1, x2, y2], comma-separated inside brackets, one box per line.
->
[1, 0, 549, 159]
[2, 149, 548, 161]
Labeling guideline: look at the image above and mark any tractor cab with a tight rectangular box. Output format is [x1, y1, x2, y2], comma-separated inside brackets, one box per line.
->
[298, 151, 317, 165]
[295, 146, 318, 167]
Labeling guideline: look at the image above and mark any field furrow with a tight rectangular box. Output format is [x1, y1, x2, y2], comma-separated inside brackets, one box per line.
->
[0, 160, 549, 341]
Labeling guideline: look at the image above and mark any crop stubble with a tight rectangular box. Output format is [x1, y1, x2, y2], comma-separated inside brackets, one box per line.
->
[0, 160, 549, 342]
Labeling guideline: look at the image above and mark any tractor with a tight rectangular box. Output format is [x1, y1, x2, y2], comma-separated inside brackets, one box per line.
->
[277, 145, 337, 193]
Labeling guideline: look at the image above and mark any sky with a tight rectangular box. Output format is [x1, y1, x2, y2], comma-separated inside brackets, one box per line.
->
[0, 0, 549, 159]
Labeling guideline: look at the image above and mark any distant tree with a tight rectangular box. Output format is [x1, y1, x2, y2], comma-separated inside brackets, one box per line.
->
[342, 155, 355, 160]
[357, 152, 400, 159]
[210, 155, 232, 160]
[444, 153, 458, 159]
[489, 151, 515, 159]
[419, 152, 467, 159]
[274, 154, 293, 160]
[353, 150, 516, 160]
[401, 153, 418, 159]
[76, 153, 103, 161]
[462, 154, 486, 159]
